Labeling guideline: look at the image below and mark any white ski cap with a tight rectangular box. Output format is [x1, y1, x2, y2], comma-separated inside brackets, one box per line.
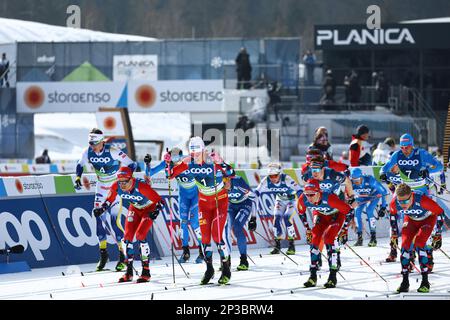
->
[188, 136, 205, 153]
[267, 162, 282, 175]
[88, 133, 104, 145]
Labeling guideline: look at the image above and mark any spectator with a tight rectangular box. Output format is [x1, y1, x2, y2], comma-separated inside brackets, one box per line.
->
[320, 69, 336, 104]
[374, 71, 389, 104]
[0, 53, 10, 88]
[344, 74, 351, 103]
[339, 150, 350, 166]
[348, 70, 361, 103]
[372, 137, 396, 166]
[235, 47, 252, 90]
[349, 125, 372, 166]
[267, 81, 281, 121]
[35, 149, 51, 164]
[302, 50, 316, 85]
[315, 126, 329, 138]
[308, 132, 333, 160]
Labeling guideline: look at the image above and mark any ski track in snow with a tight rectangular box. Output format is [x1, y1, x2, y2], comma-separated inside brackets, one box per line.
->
[1, 236, 450, 300]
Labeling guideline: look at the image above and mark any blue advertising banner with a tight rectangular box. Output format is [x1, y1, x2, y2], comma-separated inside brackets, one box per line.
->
[0, 194, 161, 268]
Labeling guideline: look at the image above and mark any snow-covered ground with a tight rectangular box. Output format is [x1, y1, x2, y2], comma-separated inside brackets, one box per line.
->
[1, 235, 450, 300]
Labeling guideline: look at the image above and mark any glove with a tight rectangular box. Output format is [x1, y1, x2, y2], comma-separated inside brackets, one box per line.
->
[439, 183, 446, 195]
[379, 173, 388, 183]
[344, 169, 350, 177]
[93, 207, 106, 217]
[144, 154, 152, 164]
[148, 203, 163, 220]
[378, 206, 387, 218]
[390, 234, 398, 248]
[306, 229, 312, 244]
[418, 169, 429, 179]
[347, 195, 356, 206]
[74, 176, 82, 190]
[248, 216, 257, 231]
[209, 151, 223, 163]
[432, 234, 442, 250]
[163, 152, 172, 163]
[338, 229, 348, 245]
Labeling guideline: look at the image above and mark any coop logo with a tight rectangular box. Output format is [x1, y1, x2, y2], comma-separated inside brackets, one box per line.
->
[316, 27, 415, 47]
[89, 157, 112, 164]
[111, 141, 127, 150]
[319, 183, 334, 190]
[24, 86, 45, 109]
[398, 159, 419, 166]
[355, 188, 372, 194]
[399, 209, 424, 215]
[135, 85, 157, 108]
[309, 206, 332, 212]
[229, 193, 242, 198]
[389, 176, 402, 183]
[270, 187, 289, 192]
[120, 194, 143, 201]
[190, 167, 213, 174]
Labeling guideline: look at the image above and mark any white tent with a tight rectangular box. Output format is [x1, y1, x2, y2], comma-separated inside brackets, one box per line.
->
[0, 17, 158, 44]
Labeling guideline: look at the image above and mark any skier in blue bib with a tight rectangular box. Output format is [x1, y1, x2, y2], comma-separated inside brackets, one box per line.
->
[350, 168, 388, 247]
[144, 147, 204, 264]
[224, 175, 257, 271]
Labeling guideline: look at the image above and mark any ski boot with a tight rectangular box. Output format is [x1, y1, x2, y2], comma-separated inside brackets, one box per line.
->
[270, 239, 281, 254]
[200, 257, 215, 285]
[118, 262, 134, 283]
[368, 232, 377, 247]
[195, 247, 204, 264]
[324, 269, 338, 288]
[179, 246, 190, 263]
[286, 239, 296, 255]
[304, 269, 317, 288]
[353, 232, 363, 246]
[218, 257, 231, 285]
[385, 248, 397, 262]
[136, 261, 151, 283]
[417, 272, 430, 293]
[96, 249, 109, 271]
[115, 250, 126, 271]
[237, 254, 249, 271]
[396, 272, 410, 293]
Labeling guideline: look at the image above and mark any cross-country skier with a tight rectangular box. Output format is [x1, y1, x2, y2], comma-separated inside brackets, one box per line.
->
[75, 128, 136, 271]
[165, 137, 235, 285]
[297, 179, 353, 288]
[301, 155, 356, 269]
[254, 162, 303, 255]
[350, 167, 388, 247]
[94, 167, 164, 283]
[223, 175, 257, 271]
[144, 149, 204, 264]
[380, 133, 443, 268]
[390, 183, 444, 293]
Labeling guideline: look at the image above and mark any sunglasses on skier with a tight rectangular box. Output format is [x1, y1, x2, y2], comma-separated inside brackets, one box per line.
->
[118, 179, 131, 186]
[304, 192, 318, 197]
[311, 167, 322, 173]
[396, 194, 412, 205]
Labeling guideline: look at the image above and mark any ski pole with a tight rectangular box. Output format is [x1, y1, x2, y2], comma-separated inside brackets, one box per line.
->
[211, 149, 224, 256]
[438, 248, 450, 260]
[32, 175, 70, 265]
[345, 243, 388, 283]
[317, 250, 346, 281]
[253, 230, 299, 266]
[166, 148, 176, 285]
